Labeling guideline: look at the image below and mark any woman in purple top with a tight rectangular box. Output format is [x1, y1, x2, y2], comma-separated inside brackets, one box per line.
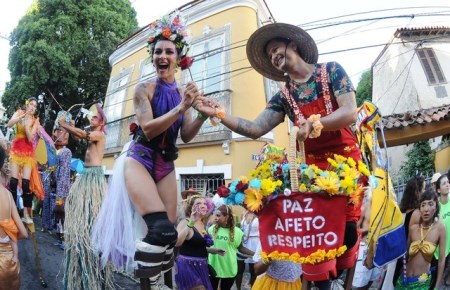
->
[124, 11, 206, 286]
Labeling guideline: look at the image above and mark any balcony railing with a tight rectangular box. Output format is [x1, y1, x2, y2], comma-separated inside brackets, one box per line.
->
[104, 90, 232, 154]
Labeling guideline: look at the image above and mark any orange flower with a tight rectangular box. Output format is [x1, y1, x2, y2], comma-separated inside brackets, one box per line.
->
[162, 28, 172, 39]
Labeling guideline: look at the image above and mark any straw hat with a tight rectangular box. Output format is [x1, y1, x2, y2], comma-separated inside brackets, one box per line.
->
[181, 187, 200, 200]
[246, 23, 318, 82]
[431, 172, 442, 183]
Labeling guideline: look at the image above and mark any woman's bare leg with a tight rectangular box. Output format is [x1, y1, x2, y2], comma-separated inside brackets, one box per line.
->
[156, 171, 177, 223]
[124, 157, 178, 283]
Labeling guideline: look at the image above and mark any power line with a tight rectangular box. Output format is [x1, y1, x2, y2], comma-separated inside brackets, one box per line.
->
[83, 33, 450, 114]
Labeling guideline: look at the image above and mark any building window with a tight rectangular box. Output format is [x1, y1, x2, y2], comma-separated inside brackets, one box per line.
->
[417, 48, 446, 85]
[140, 58, 155, 81]
[104, 67, 133, 149]
[183, 26, 230, 94]
[180, 174, 225, 196]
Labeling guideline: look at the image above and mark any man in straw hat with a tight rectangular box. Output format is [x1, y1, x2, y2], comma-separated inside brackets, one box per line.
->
[58, 104, 113, 290]
[195, 22, 363, 289]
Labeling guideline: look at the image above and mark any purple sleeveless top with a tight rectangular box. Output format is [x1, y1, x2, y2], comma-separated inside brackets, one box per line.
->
[151, 78, 183, 149]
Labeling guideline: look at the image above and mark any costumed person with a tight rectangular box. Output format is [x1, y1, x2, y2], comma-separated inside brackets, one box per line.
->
[208, 205, 254, 290]
[58, 104, 113, 290]
[0, 144, 28, 290]
[41, 169, 55, 233]
[431, 173, 450, 288]
[352, 194, 382, 290]
[385, 177, 421, 288]
[91, 11, 206, 289]
[395, 189, 446, 289]
[51, 125, 72, 249]
[195, 23, 363, 289]
[6, 97, 42, 224]
[175, 194, 221, 290]
[235, 209, 259, 290]
[252, 241, 302, 290]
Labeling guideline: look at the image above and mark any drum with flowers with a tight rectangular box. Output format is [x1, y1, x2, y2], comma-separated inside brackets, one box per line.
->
[220, 128, 369, 281]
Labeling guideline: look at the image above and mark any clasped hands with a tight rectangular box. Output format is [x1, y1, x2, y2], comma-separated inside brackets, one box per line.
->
[181, 81, 222, 118]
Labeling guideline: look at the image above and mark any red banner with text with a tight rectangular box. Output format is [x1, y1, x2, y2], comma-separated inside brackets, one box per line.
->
[258, 192, 347, 258]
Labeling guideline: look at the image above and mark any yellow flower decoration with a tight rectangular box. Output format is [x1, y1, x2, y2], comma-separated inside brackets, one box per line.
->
[299, 183, 307, 192]
[260, 179, 281, 197]
[358, 161, 370, 177]
[315, 174, 340, 195]
[239, 175, 249, 184]
[418, 272, 428, 283]
[341, 175, 355, 194]
[347, 157, 356, 168]
[327, 158, 338, 169]
[25, 100, 30, 105]
[334, 154, 347, 164]
[244, 187, 263, 212]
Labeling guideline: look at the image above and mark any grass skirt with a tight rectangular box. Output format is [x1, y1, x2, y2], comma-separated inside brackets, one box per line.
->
[63, 167, 114, 290]
[175, 255, 213, 290]
[92, 141, 147, 274]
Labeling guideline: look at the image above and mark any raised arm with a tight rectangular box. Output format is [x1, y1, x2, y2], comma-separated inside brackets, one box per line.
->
[7, 110, 25, 128]
[58, 115, 103, 142]
[195, 97, 285, 140]
[134, 81, 199, 141]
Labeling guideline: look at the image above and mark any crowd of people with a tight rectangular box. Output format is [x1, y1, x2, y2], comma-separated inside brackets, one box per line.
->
[0, 8, 450, 290]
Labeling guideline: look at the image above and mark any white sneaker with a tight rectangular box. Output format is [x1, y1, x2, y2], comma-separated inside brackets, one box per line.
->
[22, 211, 34, 224]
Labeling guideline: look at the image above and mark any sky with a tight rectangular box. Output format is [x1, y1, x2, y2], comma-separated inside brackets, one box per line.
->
[1, 0, 450, 97]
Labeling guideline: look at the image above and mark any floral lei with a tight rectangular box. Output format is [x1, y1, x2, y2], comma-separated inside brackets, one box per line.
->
[147, 11, 190, 63]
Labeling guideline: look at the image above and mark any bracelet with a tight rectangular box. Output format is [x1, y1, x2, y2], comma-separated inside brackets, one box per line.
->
[307, 114, 323, 138]
[197, 111, 207, 121]
[187, 220, 195, 228]
[210, 105, 225, 126]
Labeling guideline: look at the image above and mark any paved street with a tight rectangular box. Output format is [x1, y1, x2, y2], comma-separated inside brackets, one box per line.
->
[18, 217, 137, 290]
[18, 217, 251, 290]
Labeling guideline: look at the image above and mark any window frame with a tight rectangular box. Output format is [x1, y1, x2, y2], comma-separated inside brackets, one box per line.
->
[416, 47, 446, 85]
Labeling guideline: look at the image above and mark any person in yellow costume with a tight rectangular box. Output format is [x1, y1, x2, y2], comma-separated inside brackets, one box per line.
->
[6, 97, 43, 224]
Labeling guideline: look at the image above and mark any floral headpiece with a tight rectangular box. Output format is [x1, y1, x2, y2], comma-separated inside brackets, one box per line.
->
[147, 11, 190, 63]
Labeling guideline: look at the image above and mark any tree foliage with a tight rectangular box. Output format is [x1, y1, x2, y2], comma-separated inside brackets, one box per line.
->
[2, 0, 138, 158]
[401, 140, 435, 178]
[355, 69, 372, 107]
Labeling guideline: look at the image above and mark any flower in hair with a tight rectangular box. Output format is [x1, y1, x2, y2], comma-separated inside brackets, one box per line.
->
[146, 11, 191, 63]
[25, 100, 30, 105]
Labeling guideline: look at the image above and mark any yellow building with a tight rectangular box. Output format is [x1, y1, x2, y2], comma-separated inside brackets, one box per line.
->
[102, 0, 290, 194]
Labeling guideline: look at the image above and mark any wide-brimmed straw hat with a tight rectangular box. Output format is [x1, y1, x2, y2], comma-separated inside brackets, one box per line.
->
[246, 23, 318, 82]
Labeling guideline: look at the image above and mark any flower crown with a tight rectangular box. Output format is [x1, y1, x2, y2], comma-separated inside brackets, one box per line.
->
[147, 11, 190, 63]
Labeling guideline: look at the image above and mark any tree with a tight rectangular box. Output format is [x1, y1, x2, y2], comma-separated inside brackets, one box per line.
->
[355, 69, 372, 107]
[400, 140, 435, 178]
[2, 0, 138, 158]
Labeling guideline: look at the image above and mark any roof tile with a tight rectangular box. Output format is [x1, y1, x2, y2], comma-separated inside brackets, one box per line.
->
[381, 104, 450, 130]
